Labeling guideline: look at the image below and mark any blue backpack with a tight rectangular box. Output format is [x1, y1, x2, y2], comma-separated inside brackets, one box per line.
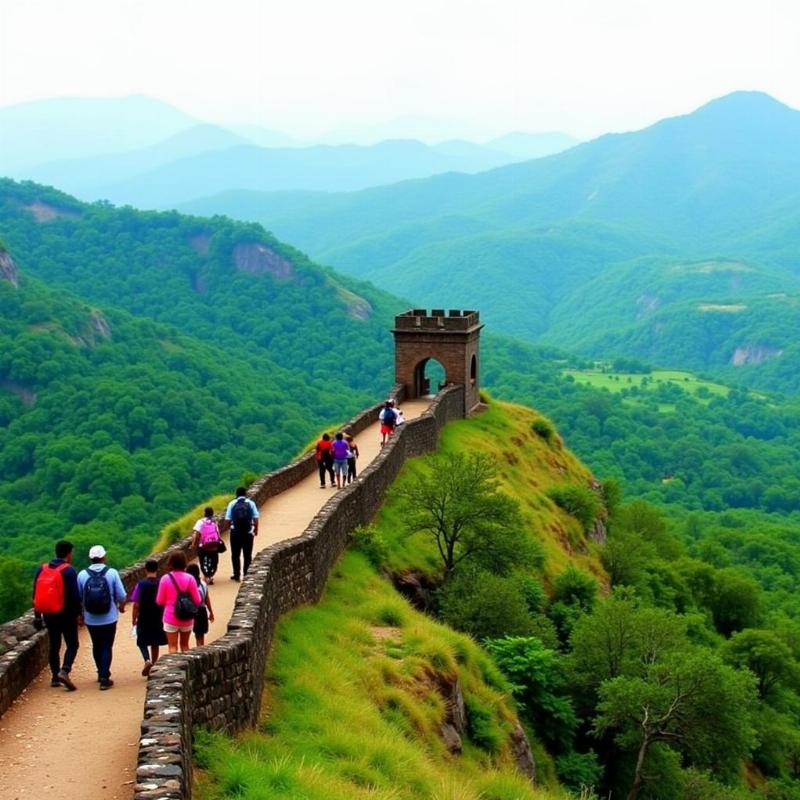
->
[83, 566, 112, 614]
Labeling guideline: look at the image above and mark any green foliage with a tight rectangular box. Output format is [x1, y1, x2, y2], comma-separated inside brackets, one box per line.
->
[723, 629, 799, 701]
[484, 637, 577, 752]
[547, 485, 601, 533]
[710, 568, 762, 636]
[531, 417, 556, 443]
[594, 650, 757, 791]
[350, 525, 390, 569]
[437, 569, 534, 641]
[398, 452, 532, 578]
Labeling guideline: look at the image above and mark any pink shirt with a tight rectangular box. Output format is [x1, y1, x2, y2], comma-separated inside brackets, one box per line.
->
[155, 570, 202, 627]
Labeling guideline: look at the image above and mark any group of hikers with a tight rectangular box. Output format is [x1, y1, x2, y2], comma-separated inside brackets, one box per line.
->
[31, 487, 258, 691]
[31, 400, 408, 692]
[314, 399, 406, 488]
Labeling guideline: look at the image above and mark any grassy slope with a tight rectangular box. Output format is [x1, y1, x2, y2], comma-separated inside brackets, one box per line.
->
[375, 398, 605, 586]
[195, 399, 606, 800]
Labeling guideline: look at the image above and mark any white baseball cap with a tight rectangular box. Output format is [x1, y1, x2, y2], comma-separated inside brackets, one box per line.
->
[89, 545, 107, 559]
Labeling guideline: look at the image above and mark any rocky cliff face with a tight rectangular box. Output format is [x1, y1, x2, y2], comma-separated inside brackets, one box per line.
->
[731, 344, 783, 366]
[0, 249, 19, 288]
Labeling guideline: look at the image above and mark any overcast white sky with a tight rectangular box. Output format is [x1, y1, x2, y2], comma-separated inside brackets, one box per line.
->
[1, 0, 798, 142]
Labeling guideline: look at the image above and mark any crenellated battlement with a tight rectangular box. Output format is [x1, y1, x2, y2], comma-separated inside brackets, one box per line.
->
[393, 308, 481, 332]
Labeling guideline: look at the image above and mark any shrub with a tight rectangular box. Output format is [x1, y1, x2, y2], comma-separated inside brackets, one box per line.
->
[548, 484, 601, 533]
[351, 525, 389, 568]
[437, 569, 533, 641]
[531, 417, 556, 443]
[554, 751, 602, 792]
[464, 694, 505, 754]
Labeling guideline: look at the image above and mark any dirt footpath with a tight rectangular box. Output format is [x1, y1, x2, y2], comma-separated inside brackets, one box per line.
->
[0, 400, 429, 800]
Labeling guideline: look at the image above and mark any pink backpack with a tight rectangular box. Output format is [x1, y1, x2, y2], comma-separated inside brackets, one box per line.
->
[199, 518, 221, 550]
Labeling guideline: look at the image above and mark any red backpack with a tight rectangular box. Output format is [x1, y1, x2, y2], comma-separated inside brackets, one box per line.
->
[33, 563, 69, 615]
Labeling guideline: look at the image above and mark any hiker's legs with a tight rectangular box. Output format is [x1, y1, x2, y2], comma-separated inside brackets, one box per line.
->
[200, 550, 217, 579]
[88, 622, 115, 682]
[166, 631, 179, 654]
[138, 644, 150, 662]
[241, 534, 254, 576]
[196, 633, 205, 646]
[230, 531, 243, 578]
[178, 630, 192, 652]
[318, 461, 327, 487]
[61, 617, 79, 673]
[44, 615, 63, 678]
[348, 458, 356, 483]
[151, 645, 160, 663]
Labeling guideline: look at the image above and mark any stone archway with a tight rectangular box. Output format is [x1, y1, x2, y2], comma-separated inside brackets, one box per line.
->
[392, 309, 484, 414]
[413, 357, 447, 397]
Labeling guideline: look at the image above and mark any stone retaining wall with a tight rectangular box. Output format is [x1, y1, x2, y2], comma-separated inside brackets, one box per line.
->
[134, 384, 465, 799]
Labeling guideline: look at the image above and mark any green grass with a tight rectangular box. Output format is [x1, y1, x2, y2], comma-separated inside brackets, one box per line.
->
[195, 551, 567, 800]
[372, 398, 605, 585]
[563, 368, 730, 402]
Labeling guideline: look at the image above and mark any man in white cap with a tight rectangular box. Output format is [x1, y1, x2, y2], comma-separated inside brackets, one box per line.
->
[77, 545, 127, 690]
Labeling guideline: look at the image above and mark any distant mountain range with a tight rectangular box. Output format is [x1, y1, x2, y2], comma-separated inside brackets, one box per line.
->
[177, 91, 800, 392]
[0, 95, 579, 205]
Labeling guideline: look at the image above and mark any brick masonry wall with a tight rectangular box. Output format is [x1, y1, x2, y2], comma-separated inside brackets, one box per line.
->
[133, 384, 464, 799]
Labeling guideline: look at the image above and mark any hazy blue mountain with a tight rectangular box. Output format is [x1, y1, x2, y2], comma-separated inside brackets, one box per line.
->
[97, 138, 534, 208]
[0, 95, 199, 173]
[486, 131, 579, 159]
[224, 124, 301, 148]
[24, 124, 252, 200]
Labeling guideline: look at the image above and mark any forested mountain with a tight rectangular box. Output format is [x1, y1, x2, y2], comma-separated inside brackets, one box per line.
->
[180, 92, 800, 393]
[0, 179, 400, 619]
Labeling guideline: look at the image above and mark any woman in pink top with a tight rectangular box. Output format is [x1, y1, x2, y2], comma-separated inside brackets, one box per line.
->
[156, 551, 202, 653]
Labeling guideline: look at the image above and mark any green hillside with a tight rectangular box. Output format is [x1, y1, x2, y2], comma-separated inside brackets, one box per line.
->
[0, 179, 404, 621]
[199, 398, 800, 799]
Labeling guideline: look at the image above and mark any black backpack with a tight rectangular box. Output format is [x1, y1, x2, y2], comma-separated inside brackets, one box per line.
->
[169, 573, 199, 620]
[83, 566, 112, 615]
[231, 497, 254, 534]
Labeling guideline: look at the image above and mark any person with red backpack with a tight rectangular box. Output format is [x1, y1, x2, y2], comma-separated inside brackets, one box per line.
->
[192, 506, 225, 584]
[32, 540, 82, 691]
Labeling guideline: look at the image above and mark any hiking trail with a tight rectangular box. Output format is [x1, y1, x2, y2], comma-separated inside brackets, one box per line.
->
[0, 400, 430, 800]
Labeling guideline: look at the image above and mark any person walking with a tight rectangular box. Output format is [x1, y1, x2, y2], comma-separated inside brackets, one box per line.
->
[32, 540, 81, 691]
[77, 545, 127, 690]
[379, 400, 396, 446]
[331, 431, 350, 489]
[224, 488, 260, 581]
[156, 551, 202, 654]
[345, 434, 359, 484]
[186, 563, 214, 647]
[130, 559, 167, 676]
[315, 433, 335, 488]
[192, 507, 224, 585]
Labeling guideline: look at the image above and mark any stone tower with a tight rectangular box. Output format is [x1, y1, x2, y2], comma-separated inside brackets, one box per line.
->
[392, 309, 484, 415]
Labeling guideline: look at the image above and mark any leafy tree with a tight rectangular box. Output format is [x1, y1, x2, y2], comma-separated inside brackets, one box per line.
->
[398, 452, 530, 578]
[594, 650, 757, 800]
[710, 568, 762, 636]
[723, 628, 799, 701]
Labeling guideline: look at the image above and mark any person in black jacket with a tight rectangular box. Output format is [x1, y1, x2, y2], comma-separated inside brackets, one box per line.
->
[32, 540, 81, 691]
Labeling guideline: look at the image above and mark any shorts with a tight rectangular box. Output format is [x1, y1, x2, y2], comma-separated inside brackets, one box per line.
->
[164, 622, 194, 633]
[381, 424, 394, 435]
[333, 459, 348, 476]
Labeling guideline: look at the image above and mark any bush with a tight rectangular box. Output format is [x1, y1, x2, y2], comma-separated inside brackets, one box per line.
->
[548, 484, 601, 533]
[531, 417, 556, 443]
[554, 750, 602, 792]
[437, 568, 533, 641]
[351, 525, 389, 568]
[464, 694, 505, 754]
[552, 566, 597, 610]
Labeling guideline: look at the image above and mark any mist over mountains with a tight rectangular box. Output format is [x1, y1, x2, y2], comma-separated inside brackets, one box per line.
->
[0, 94, 578, 204]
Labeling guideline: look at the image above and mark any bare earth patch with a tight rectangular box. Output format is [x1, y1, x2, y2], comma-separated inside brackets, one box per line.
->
[25, 202, 80, 223]
[232, 242, 294, 280]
